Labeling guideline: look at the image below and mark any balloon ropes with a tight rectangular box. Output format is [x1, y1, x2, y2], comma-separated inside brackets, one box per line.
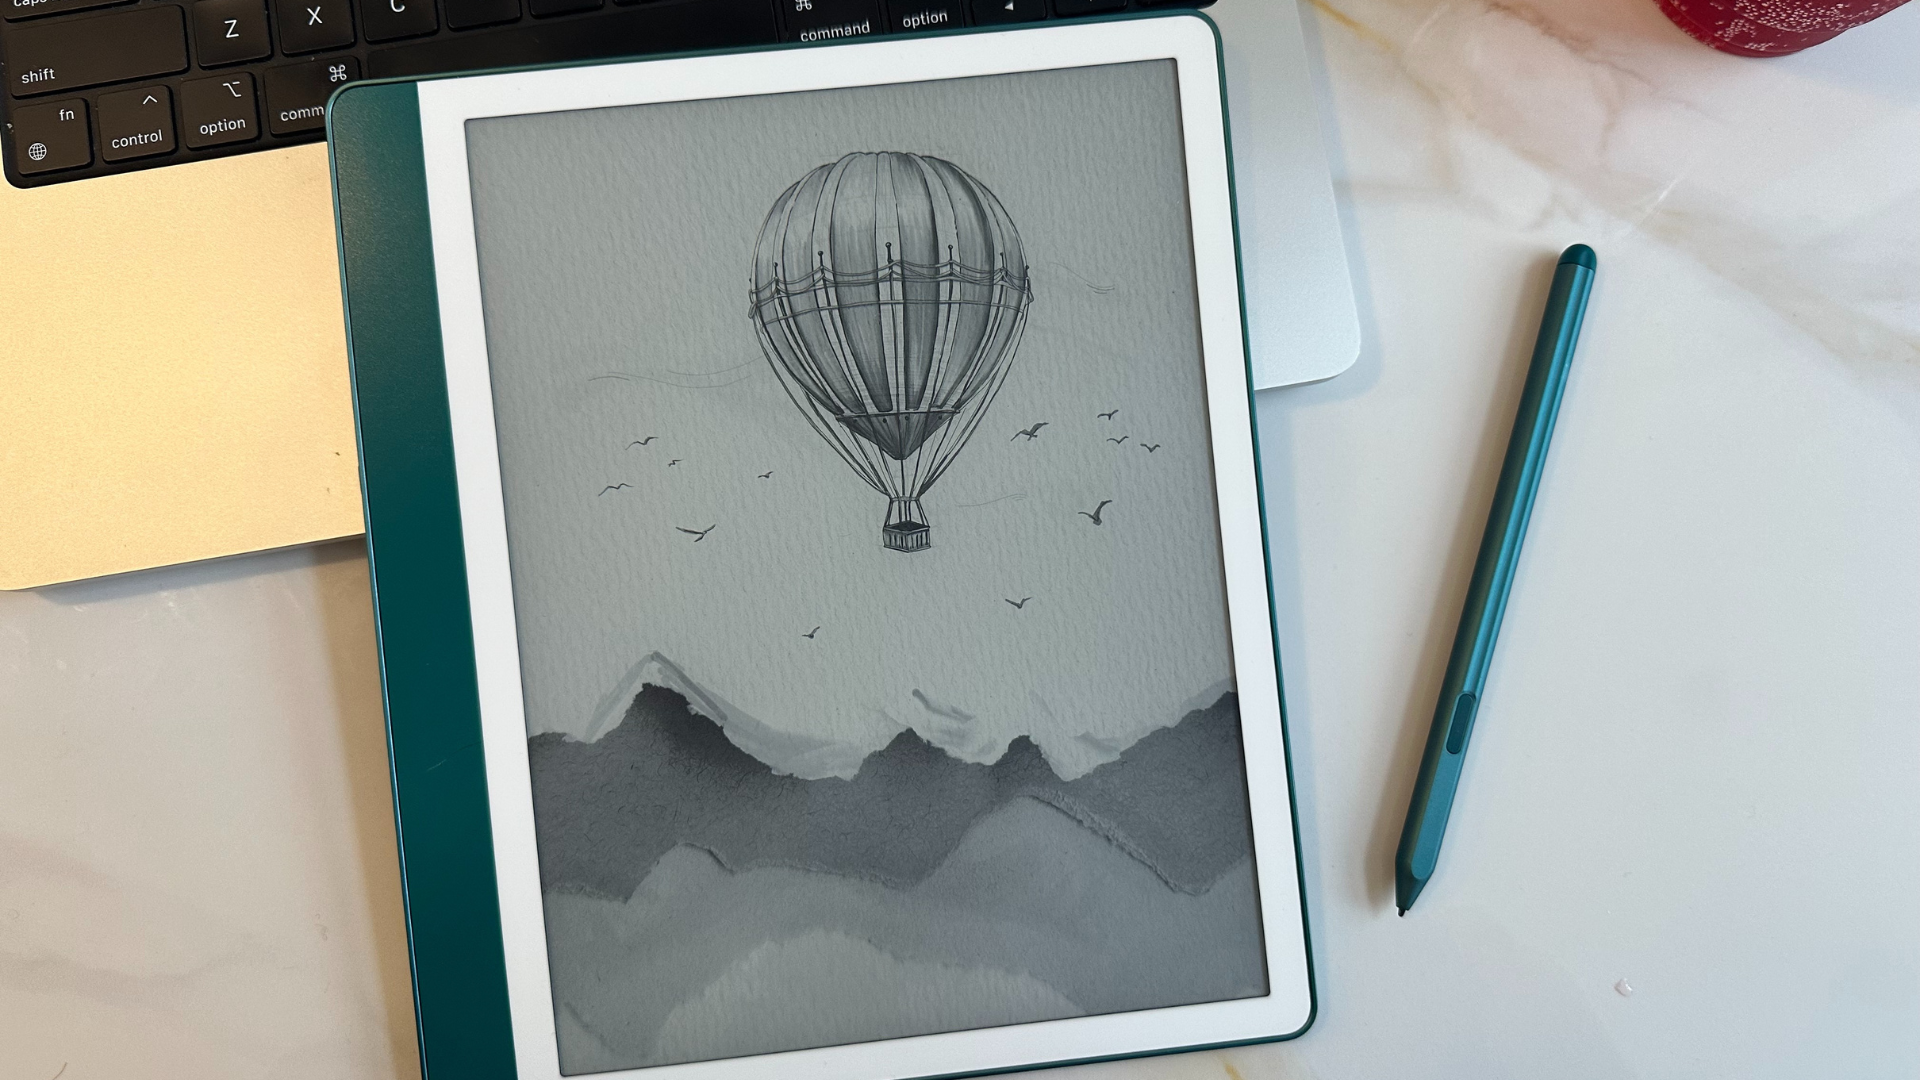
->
[750, 151, 1033, 552]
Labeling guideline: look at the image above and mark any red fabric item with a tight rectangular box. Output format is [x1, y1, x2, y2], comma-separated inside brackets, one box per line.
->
[1656, 0, 1911, 55]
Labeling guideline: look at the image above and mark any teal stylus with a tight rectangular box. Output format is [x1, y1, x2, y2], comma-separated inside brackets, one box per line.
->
[1395, 244, 1596, 915]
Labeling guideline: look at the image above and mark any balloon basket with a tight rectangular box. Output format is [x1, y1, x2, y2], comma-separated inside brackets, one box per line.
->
[882, 497, 931, 552]
[883, 522, 931, 552]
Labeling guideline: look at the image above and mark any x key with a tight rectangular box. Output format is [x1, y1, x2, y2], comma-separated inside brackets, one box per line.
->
[272, 0, 354, 53]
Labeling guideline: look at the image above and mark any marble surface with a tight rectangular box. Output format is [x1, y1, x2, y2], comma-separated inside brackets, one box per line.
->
[4, 1, 1918, 1076]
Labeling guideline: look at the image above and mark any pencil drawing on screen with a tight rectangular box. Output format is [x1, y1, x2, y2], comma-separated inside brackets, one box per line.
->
[750, 152, 1033, 552]
[463, 60, 1267, 1077]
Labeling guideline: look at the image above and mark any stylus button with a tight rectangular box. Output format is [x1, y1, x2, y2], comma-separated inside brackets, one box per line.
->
[181, 72, 260, 147]
[890, 1, 959, 32]
[263, 56, 358, 134]
[96, 84, 176, 161]
[968, 0, 1044, 24]
[781, 0, 880, 42]
[444, 0, 517, 28]
[9, 97, 90, 175]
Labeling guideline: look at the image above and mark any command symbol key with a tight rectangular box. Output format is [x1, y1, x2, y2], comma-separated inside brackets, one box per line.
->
[263, 57, 358, 135]
[10, 98, 91, 176]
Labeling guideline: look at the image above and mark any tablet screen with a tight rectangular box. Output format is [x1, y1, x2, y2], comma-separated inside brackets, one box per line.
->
[461, 60, 1267, 1075]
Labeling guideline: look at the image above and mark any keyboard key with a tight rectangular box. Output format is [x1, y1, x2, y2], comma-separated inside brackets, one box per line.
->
[444, 0, 516, 27]
[5, 6, 188, 97]
[263, 56, 358, 134]
[783, 0, 879, 42]
[368, 0, 777, 77]
[360, 0, 436, 41]
[181, 72, 260, 147]
[97, 85, 176, 161]
[527, 0, 598, 15]
[1054, 0, 1126, 12]
[969, 0, 1045, 22]
[3, 0, 125, 21]
[272, 0, 355, 53]
[191, 0, 271, 65]
[9, 97, 88, 175]
[890, 2, 959, 31]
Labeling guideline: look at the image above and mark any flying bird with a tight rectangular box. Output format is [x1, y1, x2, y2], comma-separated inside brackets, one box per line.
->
[802, 626, 821, 639]
[758, 470, 774, 479]
[1107, 435, 1129, 445]
[1141, 443, 1161, 453]
[1005, 597, 1033, 609]
[626, 436, 657, 447]
[1078, 499, 1113, 526]
[667, 459, 683, 467]
[1098, 409, 1119, 420]
[598, 483, 632, 496]
[1012, 422, 1049, 441]
[676, 525, 717, 542]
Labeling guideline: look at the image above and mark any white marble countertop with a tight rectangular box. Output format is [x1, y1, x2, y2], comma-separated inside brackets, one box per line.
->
[4, 1, 1917, 1076]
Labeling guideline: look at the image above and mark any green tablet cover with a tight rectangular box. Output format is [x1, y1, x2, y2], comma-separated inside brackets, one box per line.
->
[331, 82, 516, 1078]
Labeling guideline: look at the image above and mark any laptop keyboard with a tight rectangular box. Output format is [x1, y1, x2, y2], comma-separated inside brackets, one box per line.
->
[2, 0, 1210, 187]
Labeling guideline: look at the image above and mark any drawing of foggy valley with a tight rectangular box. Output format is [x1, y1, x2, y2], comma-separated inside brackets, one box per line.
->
[531, 669, 1264, 1072]
[462, 60, 1270, 1074]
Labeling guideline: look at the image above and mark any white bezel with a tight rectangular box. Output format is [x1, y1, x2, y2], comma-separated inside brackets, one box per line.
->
[412, 16, 1310, 1079]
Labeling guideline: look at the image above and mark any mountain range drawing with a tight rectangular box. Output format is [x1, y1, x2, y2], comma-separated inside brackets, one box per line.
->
[529, 667, 1268, 1074]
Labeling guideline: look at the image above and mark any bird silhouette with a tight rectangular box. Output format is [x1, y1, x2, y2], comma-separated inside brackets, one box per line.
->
[1012, 422, 1049, 441]
[1005, 597, 1033, 609]
[626, 436, 657, 447]
[1141, 443, 1161, 453]
[1098, 409, 1119, 420]
[676, 525, 716, 542]
[667, 459, 683, 467]
[1078, 499, 1113, 525]
[1107, 435, 1129, 445]
[598, 483, 632, 496]
[758, 470, 774, 479]
[802, 626, 821, 639]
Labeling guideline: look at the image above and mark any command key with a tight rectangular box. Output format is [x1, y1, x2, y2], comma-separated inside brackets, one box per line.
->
[263, 56, 358, 136]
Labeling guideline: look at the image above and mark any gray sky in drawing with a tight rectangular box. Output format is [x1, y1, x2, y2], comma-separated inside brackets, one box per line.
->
[466, 61, 1242, 779]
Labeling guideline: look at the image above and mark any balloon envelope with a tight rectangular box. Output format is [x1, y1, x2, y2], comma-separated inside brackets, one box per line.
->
[751, 152, 1030, 465]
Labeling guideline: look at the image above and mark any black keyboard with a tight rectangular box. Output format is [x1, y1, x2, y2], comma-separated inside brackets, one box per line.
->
[2, 0, 1209, 187]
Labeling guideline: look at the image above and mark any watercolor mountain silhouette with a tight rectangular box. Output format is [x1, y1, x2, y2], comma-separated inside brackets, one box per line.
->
[527, 666, 1270, 1071]
[527, 680, 1256, 901]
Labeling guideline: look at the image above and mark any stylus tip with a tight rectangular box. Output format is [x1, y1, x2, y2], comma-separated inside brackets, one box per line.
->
[1397, 907, 1406, 917]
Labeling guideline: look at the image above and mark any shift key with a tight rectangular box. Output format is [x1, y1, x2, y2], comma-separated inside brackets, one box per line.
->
[6, 7, 189, 98]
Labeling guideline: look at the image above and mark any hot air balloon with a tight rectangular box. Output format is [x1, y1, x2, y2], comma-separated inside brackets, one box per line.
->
[749, 151, 1033, 552]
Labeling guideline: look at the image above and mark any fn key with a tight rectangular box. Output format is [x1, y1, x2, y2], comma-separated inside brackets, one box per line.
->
[11, 98, 91, 176]
[263, 57, 359, 135]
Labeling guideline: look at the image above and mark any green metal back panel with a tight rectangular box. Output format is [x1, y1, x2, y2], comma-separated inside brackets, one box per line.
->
[329, 81, 519, 1080]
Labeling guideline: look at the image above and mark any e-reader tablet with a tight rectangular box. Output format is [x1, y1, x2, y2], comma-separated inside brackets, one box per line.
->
[331, 14, 1313, 1078]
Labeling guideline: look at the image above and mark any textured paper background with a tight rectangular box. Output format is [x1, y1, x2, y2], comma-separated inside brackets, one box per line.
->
[466, 61, 1245, 776]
